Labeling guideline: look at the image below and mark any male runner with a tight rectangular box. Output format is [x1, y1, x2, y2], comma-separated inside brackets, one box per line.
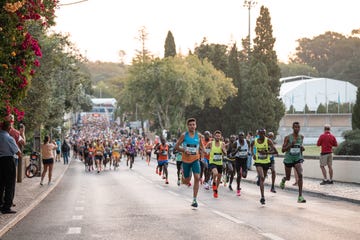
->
[175, 118, 204, 208]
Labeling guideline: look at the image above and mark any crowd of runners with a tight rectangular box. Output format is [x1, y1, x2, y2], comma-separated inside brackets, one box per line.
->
[67, 116, 307, 208]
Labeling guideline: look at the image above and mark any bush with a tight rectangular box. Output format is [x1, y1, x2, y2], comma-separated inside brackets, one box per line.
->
[334, 129, 360, 155]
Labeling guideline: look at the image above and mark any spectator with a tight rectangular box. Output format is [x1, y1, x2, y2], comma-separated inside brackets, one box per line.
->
[55, 138, 61, 162]
[40, 136, 57, 185]
[0, 120, 21, 214]
[61, 139, 70, 165]
[317, 124, 338, 185]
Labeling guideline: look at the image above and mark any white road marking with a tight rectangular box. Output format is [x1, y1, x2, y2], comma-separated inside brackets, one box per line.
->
[72, 215, 83, 220]
[75, 207, 84, 211]
[67, 227, 81, 234]
[138, 175, 153, 184]
[261, 233, 286, 240]
[211, 210, 244, 224]
[156, 185, 165, 190]
[167, 191, 179, 197]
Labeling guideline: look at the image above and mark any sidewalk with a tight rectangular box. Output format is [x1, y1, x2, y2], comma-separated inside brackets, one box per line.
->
[243, 168, 360, 204]
[0, 160, 70, 237]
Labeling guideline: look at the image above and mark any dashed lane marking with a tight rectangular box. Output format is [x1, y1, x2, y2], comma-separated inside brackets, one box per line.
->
[167, 190, 179, 197]
[72, 215, 83, 220]
[261, 233, 286, 240]
[67, 227, 81, 234]
[211, 210, 244, 224]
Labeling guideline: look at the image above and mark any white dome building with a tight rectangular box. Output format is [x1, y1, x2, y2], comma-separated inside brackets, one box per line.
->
[280, 76, 357, 112]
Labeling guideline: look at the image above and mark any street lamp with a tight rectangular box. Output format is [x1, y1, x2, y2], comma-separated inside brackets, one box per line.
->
[243, 0, 257, 57]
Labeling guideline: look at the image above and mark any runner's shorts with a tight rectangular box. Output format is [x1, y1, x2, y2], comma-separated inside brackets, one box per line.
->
[182, 160, 200, 178]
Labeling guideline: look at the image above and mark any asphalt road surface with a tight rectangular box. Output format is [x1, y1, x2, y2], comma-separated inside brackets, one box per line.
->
[2, 157, 360, 240]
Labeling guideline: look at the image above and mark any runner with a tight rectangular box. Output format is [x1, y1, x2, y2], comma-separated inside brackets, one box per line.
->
[126, 138, 136, 169]
[267, 132, 278, 193]
[250, 128, 277, 205]
[175, 118, 204, 208]
[224, 135, 236, 192]
[174, 148, 183, 186]
[155, 137, 170, 184]
[201, 131, 212, 190]
[94, 139, 105, 173]
[206, 130, 227, 199]
[280, 122, 306, 203]
[144, 138, 153, 166]
[232, 132, 249, 196]
[112, 140, 121, 170]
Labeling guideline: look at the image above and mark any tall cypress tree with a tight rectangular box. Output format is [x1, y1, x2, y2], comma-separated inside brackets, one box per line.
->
[164, 31, 176, 58]
[352, 87, 360, 129]
[251, 5, 284, 133]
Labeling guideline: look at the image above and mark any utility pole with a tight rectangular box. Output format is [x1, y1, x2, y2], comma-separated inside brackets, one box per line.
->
[243, 0, 257, 58]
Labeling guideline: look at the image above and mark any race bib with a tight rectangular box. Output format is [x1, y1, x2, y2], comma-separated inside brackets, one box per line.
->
[290, 147, 301, 156]
[205, 149, 211, 154]
[186, 144, 198, 155]
[213, 153, 222, 161]
[258, 154, 267, 160]
[238, 150, 248, 157]
[161, 150, 168, 156]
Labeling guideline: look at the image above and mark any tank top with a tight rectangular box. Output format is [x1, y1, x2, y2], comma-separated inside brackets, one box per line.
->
[254, 137, 270, 164]
[158, 144, 169, 161]
[235, 139, 249, 159]
[284, 134, 303, 164]
[209, 141, 223, 166]
[181, 131, 200, 163]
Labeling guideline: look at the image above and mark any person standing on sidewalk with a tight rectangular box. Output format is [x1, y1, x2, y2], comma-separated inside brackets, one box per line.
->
[0, 120, 21, 214]
[61, 139, 70, 165]
[317, 124, 338, 185]
[280, 122, 306, 203]
[40, 136, 57, 185]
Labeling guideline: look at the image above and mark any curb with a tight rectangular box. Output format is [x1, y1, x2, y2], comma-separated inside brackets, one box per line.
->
[0, 162, 70, 237]
[168, 160, 360, 205]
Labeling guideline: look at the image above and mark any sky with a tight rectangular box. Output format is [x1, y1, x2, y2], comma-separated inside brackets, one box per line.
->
[53, 0, 360, 64]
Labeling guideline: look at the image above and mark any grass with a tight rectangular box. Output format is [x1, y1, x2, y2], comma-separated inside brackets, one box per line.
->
[276, 145, 320, 157]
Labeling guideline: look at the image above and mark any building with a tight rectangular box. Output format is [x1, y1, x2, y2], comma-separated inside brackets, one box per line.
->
[278, 76, 357, 144]
[280, 76, 357, 112]
[78, 98, 117, 125]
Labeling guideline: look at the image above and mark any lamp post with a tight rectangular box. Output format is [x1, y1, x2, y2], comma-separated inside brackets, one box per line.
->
[243, 0, 257, 57]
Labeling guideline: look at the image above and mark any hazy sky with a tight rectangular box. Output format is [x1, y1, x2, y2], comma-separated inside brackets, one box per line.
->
[53, 0, 360, 64]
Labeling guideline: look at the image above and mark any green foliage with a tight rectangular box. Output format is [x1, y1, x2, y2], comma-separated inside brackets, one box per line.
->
[334, 129, 360, 155]
[85, 61, 126, 84]
[120, 56, 237, 132]
[279, 62, 319, 78]
[316, 103, 326, 113]
[19, 27, 92, 135]
[352, 87, 360, 129]
[292, 31, 360, 86]
[164, 31, 176, 58]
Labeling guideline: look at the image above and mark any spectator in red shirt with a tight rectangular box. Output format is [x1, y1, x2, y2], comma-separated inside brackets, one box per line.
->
[317, 124, 338, 185]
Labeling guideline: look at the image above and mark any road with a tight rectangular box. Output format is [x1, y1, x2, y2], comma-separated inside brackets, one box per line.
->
[2, 157, 360, 240]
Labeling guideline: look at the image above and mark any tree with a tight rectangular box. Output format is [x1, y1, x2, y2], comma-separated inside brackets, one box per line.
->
[133, 26, 152, 63]
[279, 62, 319, 78]
[352, 87, 360, 129]
[164, 31, 176, 58]
[317, 104, 327, 113]
[119, 56, 237, 132]
[292, 31, 360, 86]
[247, 5, 284, 133]
[240, 62, 277, 132]
[0, 0, 58, 123]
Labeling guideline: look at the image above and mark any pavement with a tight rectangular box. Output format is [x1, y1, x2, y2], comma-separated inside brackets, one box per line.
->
[1, 157, 359, 237]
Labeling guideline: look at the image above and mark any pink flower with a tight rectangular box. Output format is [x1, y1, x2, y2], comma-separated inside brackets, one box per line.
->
[34, 59, 40, 67]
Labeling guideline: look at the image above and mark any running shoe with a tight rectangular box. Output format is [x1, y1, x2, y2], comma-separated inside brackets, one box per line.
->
[328, 180, 334, 184]
[204, 183, 210, 190]
[236, 189, 241, 196]
[165, 180, 169, 184]
[191, 199, 198, 208]
[228, 185, 233, 191]
[280, 178, 286, 189]
[260, 197, 265, 205]
[212, 184, 217, 191]
[298, 196, 306, 203]
[270, 187, 276, 193]
[187, 182, 192, 187]
[213, 191, 218, 198]
[320, 180, 328, 185]
[177, 180, 181, 186]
